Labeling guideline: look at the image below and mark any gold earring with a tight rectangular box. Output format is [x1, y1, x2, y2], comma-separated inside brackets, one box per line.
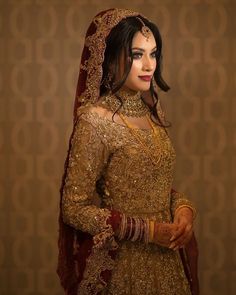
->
[104, 72, 113, 91]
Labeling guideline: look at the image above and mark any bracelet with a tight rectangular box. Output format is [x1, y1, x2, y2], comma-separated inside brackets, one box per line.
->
[144, 219, 150, 244]
[149, 220, 155, 243]
[139, 219, 145, 242]
[175, 205, 197, 220]
[118, 214, 127, 240]
[126, 217, 133, 240]
[131, 217, 139, 242]
[117, 214, 149, 243]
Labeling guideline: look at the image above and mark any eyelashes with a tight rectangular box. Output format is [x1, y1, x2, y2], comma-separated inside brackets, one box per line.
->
[132, 52, 142, 59]
[131, 51, 157, 60]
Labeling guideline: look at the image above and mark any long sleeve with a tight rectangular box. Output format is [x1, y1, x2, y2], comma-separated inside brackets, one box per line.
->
[170, 189, 196, 218]
[62, 116, 111, 236]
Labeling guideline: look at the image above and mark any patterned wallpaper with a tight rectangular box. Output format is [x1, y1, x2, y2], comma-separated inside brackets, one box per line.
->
[0, 0, 235, 294]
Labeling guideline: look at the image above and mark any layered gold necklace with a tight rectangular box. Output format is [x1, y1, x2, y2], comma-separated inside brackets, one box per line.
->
[101, 88, 149, 117]
[100, 88, 162, 166]
[119, 113, 162, 167]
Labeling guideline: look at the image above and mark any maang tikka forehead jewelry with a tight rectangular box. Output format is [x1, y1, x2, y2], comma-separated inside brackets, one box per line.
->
[136, 17, 152, 41]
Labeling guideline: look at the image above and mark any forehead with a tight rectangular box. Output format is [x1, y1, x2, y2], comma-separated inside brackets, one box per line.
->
[131, 30, 156, 49]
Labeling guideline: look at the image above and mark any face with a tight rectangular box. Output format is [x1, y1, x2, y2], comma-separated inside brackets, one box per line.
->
[121, 30, 157, 92]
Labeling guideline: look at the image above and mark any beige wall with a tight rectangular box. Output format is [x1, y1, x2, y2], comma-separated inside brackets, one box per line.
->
[0, 0, 235, 294]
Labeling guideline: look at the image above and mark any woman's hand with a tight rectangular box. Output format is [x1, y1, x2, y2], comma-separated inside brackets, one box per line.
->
[169, 207, 194, 250]
[153, 222, 179, 247]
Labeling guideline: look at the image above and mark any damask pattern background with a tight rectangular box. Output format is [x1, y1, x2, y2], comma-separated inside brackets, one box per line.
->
[0, 0, 235, 294]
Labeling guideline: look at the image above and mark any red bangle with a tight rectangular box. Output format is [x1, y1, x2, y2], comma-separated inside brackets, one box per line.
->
[107, 209, 122, 232]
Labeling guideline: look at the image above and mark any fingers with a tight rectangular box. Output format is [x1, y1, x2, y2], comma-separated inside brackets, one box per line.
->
[169, 224, 193, 250]
[153, 222, 193, 249]
[179, 230, 193, 248]
[154, 223, 176, 247]
[170, 224, 185, 242]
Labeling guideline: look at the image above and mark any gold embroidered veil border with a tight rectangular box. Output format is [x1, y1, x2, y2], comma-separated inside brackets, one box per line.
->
[74, 8, 141, 117]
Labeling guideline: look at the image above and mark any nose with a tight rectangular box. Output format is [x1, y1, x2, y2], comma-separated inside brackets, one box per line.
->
[142, 56, 155, 72]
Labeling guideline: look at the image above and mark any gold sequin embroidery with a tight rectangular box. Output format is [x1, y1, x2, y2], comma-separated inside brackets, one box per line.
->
[62, 101, 195, 294]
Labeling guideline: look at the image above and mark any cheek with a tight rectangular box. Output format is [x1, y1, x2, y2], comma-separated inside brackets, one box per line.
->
[128, 61, 141, 80]
[153, 59, 157, 69]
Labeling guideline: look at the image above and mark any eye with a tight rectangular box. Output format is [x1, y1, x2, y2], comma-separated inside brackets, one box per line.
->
[151, 51, 157, 58]
[132, 52, 143, 59]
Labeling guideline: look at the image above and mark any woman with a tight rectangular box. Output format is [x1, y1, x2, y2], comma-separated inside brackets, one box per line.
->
[57, 8, 199, 295]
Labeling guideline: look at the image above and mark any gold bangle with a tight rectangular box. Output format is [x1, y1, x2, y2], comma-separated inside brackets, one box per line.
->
[149, 220, 155, 243]
[175, 205, 197, 220]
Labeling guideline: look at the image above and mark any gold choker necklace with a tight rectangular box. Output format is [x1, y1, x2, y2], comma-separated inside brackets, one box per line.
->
[101, 89, 149, 117]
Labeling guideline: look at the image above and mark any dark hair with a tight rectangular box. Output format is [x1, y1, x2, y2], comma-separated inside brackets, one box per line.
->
[100, 15, 170, 127]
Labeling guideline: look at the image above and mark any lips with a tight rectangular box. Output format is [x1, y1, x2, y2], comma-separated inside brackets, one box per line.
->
[138, 75, 152, 82]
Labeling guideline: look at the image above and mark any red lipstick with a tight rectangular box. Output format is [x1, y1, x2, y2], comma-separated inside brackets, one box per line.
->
[138, 75, 152, 82]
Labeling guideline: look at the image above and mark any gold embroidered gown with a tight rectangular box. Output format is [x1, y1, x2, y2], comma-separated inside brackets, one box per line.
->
[62, 96, 193, 295]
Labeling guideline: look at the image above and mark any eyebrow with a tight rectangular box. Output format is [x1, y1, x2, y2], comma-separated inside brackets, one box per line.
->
[132, 46, 157, 52]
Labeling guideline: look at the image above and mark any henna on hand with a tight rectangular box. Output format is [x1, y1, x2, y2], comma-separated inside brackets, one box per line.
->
[153, 223, 179, 248]
[169, 207, 194, 250]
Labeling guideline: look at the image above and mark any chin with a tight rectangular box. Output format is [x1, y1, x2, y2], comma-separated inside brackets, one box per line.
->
[142, 86, 151, 91]
[128, 84, 151, 92]
[138, 85, 151, 92]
